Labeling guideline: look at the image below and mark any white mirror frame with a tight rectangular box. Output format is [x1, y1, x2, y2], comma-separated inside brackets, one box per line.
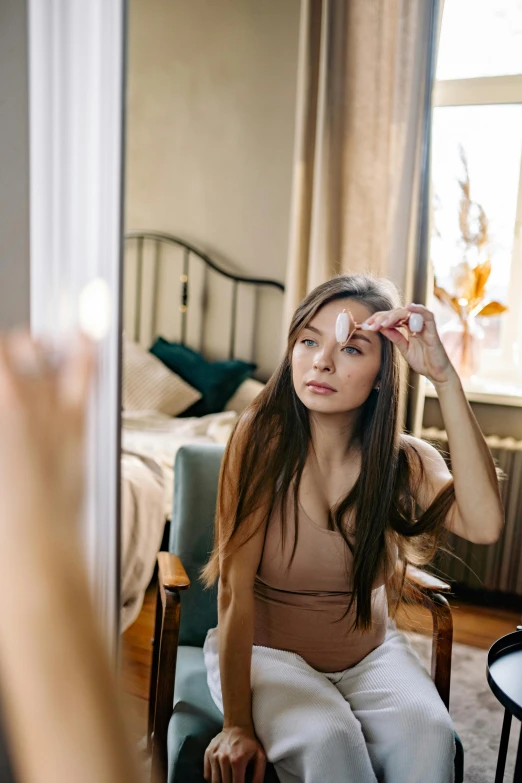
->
[27, 0, 126, 659]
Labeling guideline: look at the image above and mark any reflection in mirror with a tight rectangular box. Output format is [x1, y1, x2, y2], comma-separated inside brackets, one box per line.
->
[120, 2, 522, 782]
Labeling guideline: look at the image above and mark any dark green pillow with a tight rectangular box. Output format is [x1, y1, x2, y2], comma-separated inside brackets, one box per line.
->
[150, 337, 256, 416]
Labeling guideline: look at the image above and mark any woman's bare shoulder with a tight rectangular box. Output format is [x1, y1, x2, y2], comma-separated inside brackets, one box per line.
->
[399, 433, 453, 510]
[226, 409, 255, 467]
[221, 407, 278, 501]
[400, 433, 448, 468]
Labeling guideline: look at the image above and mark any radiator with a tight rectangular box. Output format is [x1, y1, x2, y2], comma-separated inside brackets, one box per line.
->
[421, 427, 522, 596]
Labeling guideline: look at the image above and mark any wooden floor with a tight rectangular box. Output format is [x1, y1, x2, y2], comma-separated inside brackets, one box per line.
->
[120, 584, 521, 740]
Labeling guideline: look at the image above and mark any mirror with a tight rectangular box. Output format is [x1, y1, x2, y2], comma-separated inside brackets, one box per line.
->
[119, 1, 522, 778]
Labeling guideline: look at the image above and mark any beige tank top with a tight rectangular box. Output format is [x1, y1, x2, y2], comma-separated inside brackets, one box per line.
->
[253, 493, 397, 672]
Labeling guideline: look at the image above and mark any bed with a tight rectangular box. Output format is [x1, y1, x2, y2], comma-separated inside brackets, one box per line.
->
[120, 232, 285, 629]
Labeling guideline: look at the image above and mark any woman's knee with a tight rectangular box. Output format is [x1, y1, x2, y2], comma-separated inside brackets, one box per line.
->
[253, 700, 365, 763]
[309, 715, 364, 749]
[395, 701, 454, 754]
[424, 711, 455, 757]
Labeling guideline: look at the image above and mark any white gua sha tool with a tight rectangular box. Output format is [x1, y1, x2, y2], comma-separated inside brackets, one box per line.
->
[335, 308, 424, 345]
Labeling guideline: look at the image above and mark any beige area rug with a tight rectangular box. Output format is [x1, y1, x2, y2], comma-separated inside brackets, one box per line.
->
[407, 633, 519, 783]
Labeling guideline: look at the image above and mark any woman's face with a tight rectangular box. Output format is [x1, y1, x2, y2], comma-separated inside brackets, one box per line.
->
[292, 299, 383, 415]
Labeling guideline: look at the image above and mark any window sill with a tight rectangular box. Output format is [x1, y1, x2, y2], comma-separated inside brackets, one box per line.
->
[424, 376, 522, 407]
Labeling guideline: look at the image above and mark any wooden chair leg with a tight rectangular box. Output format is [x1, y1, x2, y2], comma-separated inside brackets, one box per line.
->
[148, 581, 163, 751]
[150, 586, 181, 783]
[429, 592, 453, 710]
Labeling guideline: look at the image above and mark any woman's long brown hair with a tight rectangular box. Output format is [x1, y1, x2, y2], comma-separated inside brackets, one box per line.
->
[202, 274, 456, 630]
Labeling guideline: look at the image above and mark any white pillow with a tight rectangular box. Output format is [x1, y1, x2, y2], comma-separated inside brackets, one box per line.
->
[122, 340, 201, 416]
[225, 378, 265, 414]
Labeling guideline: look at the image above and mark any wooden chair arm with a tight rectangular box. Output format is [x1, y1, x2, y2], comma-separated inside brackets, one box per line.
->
[149, 553, 190, 783]
[157, 552, 190, 590]
[405, 564, 450, 593]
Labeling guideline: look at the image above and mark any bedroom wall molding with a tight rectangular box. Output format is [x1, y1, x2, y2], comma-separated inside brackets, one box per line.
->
[27, 0, 126, 659]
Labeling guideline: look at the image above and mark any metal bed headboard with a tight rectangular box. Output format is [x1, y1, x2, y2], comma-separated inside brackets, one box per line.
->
[124, 231, 285, 365]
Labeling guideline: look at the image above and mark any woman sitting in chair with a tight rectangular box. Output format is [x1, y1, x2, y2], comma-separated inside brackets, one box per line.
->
[201, 275, 504, 783]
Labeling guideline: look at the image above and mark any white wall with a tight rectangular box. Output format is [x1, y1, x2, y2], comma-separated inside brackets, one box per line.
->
[0, 0, 30, 329]
[125, 0, 300, 375]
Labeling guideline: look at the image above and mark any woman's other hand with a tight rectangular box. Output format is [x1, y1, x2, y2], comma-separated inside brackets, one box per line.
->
[204, 726, 267, 783]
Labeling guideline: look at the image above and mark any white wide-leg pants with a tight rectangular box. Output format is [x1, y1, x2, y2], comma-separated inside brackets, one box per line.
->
[203, 624, 455, 783]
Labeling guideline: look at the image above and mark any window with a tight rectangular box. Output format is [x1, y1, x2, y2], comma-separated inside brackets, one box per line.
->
[436, 0, 522, 80]
[429, 0, 522, 399]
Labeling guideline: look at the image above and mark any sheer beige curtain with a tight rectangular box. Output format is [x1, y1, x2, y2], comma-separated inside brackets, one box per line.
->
[284, 0, 442, 430]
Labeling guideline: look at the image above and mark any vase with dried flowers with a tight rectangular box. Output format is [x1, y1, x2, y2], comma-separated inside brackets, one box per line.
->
[433, 147, 508, 379]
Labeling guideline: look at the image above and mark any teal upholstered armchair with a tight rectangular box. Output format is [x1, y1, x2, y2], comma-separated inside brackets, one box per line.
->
[148, 444, 464, 783]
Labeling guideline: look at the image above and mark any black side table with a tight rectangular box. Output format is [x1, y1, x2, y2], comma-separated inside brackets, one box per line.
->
[487, 628, 522, 782]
